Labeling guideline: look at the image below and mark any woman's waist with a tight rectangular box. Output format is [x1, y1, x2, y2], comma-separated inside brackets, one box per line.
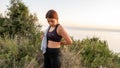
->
[47, 44, 60, 48]
[47, 40, 61, 48]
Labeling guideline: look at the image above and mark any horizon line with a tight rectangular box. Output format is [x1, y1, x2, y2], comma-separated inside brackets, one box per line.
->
[65, 26, 120, 32]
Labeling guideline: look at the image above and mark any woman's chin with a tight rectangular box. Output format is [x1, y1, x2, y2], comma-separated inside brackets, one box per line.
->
[50, 24, 55, 27]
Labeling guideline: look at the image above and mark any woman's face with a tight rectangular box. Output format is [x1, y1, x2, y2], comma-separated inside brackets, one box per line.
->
[47, 18, 58, 27]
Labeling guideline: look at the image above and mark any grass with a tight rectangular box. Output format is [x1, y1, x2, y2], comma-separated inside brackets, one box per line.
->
[0, 36, 120, 68]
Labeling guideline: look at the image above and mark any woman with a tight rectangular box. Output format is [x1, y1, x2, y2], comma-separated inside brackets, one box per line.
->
[41, 9, 72, 68]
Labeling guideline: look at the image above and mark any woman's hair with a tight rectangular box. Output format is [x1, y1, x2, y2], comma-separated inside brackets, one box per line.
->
[46, 9, 58, 20]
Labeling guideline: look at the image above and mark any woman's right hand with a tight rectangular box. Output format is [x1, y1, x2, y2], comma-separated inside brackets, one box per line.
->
[40, 34, 44, 40]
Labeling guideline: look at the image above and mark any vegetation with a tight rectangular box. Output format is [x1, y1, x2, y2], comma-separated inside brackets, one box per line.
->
[64, 37, 120, 68]
[0, 0, 41, 39]
[0, 0, 120, 68]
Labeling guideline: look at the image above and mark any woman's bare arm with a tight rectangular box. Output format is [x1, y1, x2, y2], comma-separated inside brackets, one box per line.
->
[58, 25, 73, 45]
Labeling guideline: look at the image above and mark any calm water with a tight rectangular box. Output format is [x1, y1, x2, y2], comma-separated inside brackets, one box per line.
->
[65, 27, 120, 53]
[42, 26, 120, 53]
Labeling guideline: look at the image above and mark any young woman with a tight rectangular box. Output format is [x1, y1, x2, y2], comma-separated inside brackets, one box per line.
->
[41, 9, 72, 68]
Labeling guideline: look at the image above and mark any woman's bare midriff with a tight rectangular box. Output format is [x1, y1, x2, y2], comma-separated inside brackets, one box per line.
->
[47, 40, 61, 48]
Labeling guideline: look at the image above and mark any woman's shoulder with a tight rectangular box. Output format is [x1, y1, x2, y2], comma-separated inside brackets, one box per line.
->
[57, 24, 64, 30]
[58, 24, 64, 28]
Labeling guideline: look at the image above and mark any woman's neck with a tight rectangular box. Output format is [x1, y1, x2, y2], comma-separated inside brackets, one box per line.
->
[51, 23, 59, 27]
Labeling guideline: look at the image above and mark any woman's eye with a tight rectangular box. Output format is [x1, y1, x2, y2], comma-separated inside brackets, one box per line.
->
[48, 20, 54, 22]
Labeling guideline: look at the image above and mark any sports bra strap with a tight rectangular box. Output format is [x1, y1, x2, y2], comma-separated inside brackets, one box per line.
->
[55, 24, 60, 31]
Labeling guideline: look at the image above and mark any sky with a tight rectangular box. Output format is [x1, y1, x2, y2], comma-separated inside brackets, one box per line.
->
[0, 0, 120, 30]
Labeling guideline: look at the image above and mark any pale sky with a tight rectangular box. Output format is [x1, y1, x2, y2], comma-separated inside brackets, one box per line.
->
[0, 0, 120, 30]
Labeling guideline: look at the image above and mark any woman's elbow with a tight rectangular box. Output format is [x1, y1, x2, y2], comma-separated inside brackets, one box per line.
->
[68, 40, 73, 45]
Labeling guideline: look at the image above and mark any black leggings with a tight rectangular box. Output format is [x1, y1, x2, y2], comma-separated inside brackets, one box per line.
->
[43, 48, 62, 68]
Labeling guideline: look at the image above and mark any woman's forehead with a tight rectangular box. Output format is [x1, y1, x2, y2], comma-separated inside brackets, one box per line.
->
[47, 18, 56, 21]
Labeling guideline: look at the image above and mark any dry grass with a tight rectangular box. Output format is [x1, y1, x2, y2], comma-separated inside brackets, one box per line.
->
[61, 47, 82, 68]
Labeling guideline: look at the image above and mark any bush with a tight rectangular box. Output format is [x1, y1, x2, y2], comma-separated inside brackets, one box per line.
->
[0, 31, 43, 68]
[66, 37, 120, 68]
